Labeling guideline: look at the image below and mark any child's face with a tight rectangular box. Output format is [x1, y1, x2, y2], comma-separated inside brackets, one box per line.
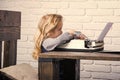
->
[49, 21, 63, 38]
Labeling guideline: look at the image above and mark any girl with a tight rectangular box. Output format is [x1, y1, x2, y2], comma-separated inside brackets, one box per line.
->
[33, 14, 86, 80]
[33, 14, 86, 59]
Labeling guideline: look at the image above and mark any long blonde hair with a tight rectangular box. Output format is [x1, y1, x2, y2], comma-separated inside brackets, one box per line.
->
[33, 14, 62, 59]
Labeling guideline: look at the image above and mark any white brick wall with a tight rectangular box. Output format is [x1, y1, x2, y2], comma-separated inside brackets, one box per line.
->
[0, 0, 120, 80]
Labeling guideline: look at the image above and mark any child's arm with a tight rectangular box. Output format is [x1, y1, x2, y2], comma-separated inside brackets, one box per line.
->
[67, 30, 88, 40]
[42, 32, 73, 51]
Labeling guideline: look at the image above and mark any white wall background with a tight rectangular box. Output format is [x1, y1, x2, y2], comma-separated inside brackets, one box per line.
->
[0, 0, 120, 80]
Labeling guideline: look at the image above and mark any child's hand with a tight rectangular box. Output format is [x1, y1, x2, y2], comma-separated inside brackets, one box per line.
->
[79, 33, 87, 40]
[66, 30, 87, 40]
[74, 31, 87, 40]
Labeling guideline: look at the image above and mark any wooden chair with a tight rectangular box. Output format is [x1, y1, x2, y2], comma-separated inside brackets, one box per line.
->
[0, 10, 21, 79]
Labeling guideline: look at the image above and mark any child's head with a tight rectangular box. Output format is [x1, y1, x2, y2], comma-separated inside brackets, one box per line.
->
[33, 14, 63, 59]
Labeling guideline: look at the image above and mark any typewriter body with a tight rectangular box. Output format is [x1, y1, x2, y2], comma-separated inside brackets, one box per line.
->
[55, 39, 104, 52]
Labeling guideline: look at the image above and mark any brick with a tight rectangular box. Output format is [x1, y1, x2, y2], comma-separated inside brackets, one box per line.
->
[28, 35, 34, 42]
[26, 42, 34, 48]
[93, 0, 118, 2]
[93, 16, 120, 22]
[80, 71, 91, 78]
[80, 64, 84, 71]
[98, 2, 120, 9]
[57, 9, 85, 16]
[81, 60, 94, 65]
[92, 79, 104, 80]
[1, 1, 41, 8]
[104, 45, 120, 51]
[112, 23, 120, 31]
[104, 38, 112, 44]
[18, 35, 28, 41]
[64, 16, 92, 23]
[17, 54, 32, 61]
[15, 1, 41, 8]
[28, 48, 35, 55]
[61, 0, 87, 2]
[21, 22, 38, 28]
[28, 9, 57, 15]
[41, 2, 68, 9]
[21, 28, 36, 35]
[94, 60, 120, 66]
[17, 48, 28, 54]
[17, 41, 34, 48]
[22, 14, 39, 22]
[112, 66, 120, 73]
[110, 31, 120, 37]
[92, 72, 120, 80]
[83, 23, 106, 30]
[79, 78, 90, 80]
[86, 9, 113, 16]
[0, 1, 15, 8]
[63, 23, 83, 30]
[80, 78, 104, 80]
[112, 38, 120, 45]
[114, 9, 120, 16]
[17, 41, 28, 48]
[70, 2, 97, 9]
[48, 0, 60, 1]
[84, 65, 111, 72]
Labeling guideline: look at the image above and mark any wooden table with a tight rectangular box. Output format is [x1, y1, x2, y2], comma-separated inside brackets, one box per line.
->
[38, 51, 120, 80]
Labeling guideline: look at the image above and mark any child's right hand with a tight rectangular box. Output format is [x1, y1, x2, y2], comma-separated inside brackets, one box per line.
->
[67, 29, 88, 40]
[79, 33, 87, 40]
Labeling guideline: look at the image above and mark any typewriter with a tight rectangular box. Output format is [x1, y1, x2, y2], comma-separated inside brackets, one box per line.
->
[55, 22, 113, 52]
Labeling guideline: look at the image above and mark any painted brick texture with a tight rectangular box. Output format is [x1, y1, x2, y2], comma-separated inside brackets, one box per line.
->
[0, 0, 120, 80]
